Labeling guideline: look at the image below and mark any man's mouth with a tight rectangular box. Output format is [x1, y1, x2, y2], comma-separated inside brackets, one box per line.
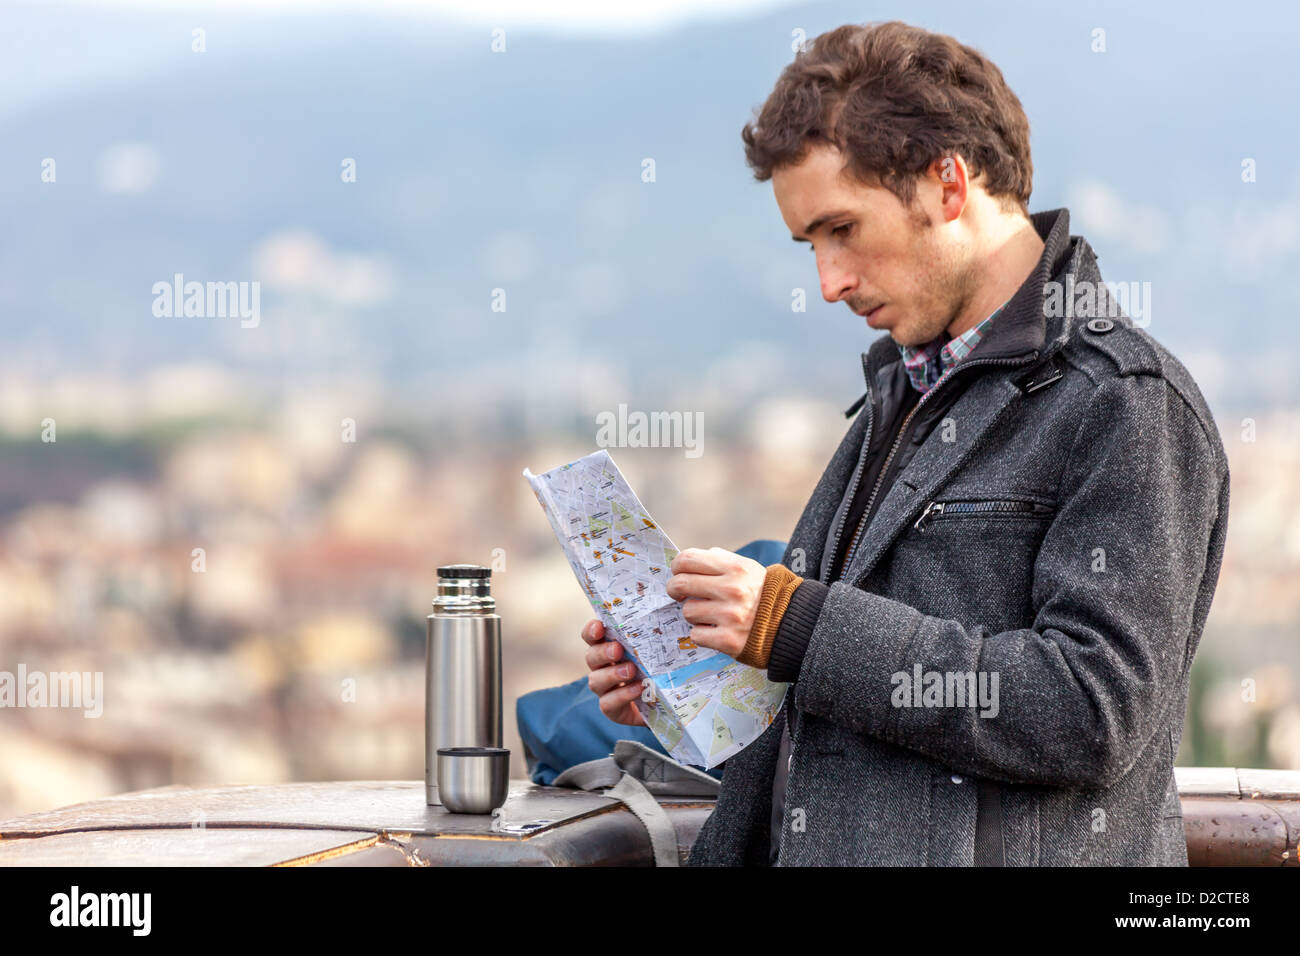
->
[859, 303, 886, 325]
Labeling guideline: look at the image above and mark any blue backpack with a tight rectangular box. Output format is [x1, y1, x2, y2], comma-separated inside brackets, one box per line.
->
[516, 539, 789, 784]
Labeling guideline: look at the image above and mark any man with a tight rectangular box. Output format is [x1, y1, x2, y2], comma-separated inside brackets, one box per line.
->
[579, 20, 1229, 865]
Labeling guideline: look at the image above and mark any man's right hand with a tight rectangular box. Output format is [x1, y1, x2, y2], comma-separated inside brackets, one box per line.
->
[581, 618, 647, 726]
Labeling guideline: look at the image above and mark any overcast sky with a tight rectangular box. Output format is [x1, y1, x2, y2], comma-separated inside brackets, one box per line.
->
[40, 0, 801, 34]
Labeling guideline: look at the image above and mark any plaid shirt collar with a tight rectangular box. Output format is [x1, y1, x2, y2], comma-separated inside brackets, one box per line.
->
[898, 298, 1011, 394]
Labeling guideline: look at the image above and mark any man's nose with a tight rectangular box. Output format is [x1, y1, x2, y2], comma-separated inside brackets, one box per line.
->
[817, 255, 858, 303]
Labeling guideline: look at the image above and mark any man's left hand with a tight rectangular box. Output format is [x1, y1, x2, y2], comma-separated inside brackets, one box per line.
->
[666, 547, 767, 659]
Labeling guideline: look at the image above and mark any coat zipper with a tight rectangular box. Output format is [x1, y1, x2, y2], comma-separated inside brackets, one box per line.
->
[836, 352, 1038, 575]
[780, 348, 1039, 866]
[820, 374, 878, 585]
[775, 709, 791, 865]
[912, 498, 1054, 532]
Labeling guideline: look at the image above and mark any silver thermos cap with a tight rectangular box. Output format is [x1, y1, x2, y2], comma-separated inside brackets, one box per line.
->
[433, 564, 496, 612]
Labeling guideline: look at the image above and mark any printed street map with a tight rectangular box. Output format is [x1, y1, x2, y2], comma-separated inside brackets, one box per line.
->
[523, 450, 788, 769]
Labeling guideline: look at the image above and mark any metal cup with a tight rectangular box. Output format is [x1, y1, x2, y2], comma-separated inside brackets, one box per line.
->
[437, 746, 510, 814]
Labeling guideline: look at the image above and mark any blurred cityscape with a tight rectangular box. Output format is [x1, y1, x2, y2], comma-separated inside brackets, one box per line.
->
[0, 367, 1297, 820]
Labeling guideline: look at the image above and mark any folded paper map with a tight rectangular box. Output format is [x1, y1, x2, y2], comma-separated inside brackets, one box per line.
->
[522, 449, 788, 769]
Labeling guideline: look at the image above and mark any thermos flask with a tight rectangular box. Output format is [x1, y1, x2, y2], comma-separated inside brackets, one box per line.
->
[425, 564, 503, 806]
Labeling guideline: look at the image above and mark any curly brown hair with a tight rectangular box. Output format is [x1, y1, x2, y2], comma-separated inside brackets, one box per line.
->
[742, 21, 1033, 216]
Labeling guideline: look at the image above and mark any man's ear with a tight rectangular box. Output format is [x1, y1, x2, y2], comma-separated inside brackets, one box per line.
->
[927, 153, 969, 223]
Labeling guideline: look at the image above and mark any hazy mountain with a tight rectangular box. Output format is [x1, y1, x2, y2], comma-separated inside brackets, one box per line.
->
[1, 0, 1296, 416]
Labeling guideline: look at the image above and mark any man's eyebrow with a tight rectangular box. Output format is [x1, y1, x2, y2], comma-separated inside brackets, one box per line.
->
[791, 209, 852, 242]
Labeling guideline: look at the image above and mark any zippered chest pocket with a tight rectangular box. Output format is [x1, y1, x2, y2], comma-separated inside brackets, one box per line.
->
[913, 498, 1055, 532]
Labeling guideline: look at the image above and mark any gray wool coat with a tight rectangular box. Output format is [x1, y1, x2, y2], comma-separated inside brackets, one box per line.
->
[687, 208, 1230, 866]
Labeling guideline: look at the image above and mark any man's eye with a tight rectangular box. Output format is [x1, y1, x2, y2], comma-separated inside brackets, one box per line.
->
[832, 223, 853, 238]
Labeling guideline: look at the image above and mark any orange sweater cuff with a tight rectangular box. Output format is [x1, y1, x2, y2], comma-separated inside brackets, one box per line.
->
[737, 563, 804, 669]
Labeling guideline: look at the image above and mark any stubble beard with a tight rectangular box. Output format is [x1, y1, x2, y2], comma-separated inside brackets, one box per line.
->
[894, 212, 977, 348]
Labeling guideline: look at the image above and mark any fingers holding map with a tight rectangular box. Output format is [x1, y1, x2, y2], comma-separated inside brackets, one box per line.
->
[522, 450, 788, 769]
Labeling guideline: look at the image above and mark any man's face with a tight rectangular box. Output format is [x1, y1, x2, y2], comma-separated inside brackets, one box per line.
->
[773, 142, 973, 348]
